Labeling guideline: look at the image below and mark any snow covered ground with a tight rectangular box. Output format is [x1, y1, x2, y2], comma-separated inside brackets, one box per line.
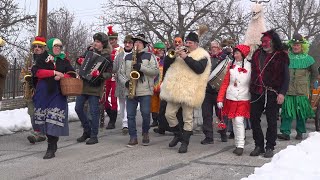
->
[0, 102, 78, 135]
[242, 132, 320, 180]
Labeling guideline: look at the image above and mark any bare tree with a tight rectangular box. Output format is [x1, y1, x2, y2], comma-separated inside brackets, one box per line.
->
[0, 0, 35, 61]
[265, 0, 320, 40]
[47, 8, 91, 65]
[102, 0, 248, 47]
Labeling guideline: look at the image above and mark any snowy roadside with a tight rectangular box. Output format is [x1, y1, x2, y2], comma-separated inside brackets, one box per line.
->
[242, 132, 320, 180]
[0, 102, 78, 135]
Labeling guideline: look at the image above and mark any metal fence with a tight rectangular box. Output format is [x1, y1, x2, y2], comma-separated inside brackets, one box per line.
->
[3, 59, 24, 99]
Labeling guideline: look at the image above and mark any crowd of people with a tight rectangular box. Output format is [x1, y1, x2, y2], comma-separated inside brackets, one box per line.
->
[0, 27, 319, 160]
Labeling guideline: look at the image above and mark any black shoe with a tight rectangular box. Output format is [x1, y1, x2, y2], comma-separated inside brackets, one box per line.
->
[250, 146, 265, 156]
[99, 121, 105, 128]
[264, 149, 274, 158]
[77, 132, 90, 142]
[277, 133, 290, 140]
[122, 127, 128, 135]
[43, 149, 55, 159]
[86, 137, 98, 145]
[106, 123, 115, 129]
[150, 121, 158, 127]
[228, 132, 235, 139]
[220, 132, 228, 142]
[178, 131, 192, 153]
[233, 148, 244, 156]
[200, 137, 214, 145]
[295, 133, 303, 140]
[153, 128, 165, 135]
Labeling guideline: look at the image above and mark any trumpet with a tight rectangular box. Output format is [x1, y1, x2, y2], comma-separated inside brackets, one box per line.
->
[168, 46, 189, 59]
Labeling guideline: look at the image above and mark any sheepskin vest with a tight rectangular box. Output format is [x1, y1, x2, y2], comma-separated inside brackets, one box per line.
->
[160, 47, 211, 108]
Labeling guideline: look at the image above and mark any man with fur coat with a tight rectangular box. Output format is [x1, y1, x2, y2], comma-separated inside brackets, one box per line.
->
[160, 32, 211, 153]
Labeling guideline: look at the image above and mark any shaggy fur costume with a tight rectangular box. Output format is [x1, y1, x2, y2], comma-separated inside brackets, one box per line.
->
[160, 47, 211, 108]
[244, 3, 267, 59]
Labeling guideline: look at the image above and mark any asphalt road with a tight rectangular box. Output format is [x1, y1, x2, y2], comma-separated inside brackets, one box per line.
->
[0, 113, 315, 180]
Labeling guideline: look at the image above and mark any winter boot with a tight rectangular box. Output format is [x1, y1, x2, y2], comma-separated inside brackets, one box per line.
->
[27, 133, 46, 144]
[43, 135, 57, 159]
[150, 113, 159, 127]
[178, 130, 192, 153]
[86, 137, 98, 145]
[77, 132, 91, 142]
[218, 129, 228, 142]
[233, 148, 244, 156]
[250, 146, 265, 156]
[169, 125, 182, 147]
[106, 110, 117, 129]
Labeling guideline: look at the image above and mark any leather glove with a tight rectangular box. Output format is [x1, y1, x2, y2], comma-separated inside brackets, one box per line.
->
[217, 102, 223, 109]
[125, 81, 130, 88]
[77, 57, 84, 65]
[91, 70, 100, 77]
[132, 63, 141, 71]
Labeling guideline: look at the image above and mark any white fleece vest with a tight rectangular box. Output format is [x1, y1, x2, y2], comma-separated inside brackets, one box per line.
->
[160, 47, 211, 108]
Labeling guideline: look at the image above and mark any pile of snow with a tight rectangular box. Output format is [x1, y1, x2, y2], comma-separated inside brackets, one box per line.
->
[0, 102, 78, 135]
[242, 132, 320, 180]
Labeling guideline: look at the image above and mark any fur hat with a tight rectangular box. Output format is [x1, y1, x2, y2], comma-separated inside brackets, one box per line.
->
[0, 37, 5, 47]
[93, 32, 109, 48]
[124, 35, 133, 43]
[32, 36, 46, 46]
[185, 32, 199, 43]
[132, 34, 148, 46]
[107, 26, 118, 39]
[234, 44, 250, 58]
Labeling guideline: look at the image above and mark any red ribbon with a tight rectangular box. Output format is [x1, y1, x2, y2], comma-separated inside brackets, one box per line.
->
[238, 67, 247, 73]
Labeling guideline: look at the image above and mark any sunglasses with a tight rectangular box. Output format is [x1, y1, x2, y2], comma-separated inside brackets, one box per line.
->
[53, 44, 62, 48]
[33, 45, 44, 48]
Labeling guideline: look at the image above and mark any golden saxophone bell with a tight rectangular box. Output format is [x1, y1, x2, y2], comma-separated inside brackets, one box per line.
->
[130, 71, 140, 80]
[24, 75, 32, 81]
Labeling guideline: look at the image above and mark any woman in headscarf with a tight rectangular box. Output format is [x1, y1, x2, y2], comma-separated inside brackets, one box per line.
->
[32, 38, 75, 159]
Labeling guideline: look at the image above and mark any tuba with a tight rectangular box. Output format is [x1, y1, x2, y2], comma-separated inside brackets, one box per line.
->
[128, 46, 140, 99]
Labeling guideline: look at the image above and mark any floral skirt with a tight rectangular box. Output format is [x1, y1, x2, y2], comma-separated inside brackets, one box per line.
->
[222, 99, 250, 119]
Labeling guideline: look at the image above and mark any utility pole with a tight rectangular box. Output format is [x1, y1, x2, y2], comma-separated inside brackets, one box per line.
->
[37, 0, 48, 38]
[288, 0, 293, 39]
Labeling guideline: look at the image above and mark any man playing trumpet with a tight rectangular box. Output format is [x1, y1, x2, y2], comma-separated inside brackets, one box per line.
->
[160, 32, 211, 153]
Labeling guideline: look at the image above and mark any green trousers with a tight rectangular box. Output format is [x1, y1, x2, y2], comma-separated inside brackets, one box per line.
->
[280, 116, 306, 135]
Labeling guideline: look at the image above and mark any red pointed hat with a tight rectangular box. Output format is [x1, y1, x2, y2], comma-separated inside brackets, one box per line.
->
[32, 36, 46, 46]
[107, 26, 118, 39]
[235, 44, 250, 58]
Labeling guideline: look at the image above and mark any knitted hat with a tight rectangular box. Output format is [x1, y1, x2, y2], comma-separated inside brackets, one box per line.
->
[0, 37, 5, 47]
[32, 36, 46, 46]
[185, 32, 199, 43]
[132, 34, 148, 46]
[93, 32, 109, 48]
[234, 44, 250, 58]
[107, 26, 118, 39]
[124, 35, 133, 43]
[154, 42, 165, 49]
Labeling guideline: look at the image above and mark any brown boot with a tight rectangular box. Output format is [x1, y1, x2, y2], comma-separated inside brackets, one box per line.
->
[142, 133, 150, 146]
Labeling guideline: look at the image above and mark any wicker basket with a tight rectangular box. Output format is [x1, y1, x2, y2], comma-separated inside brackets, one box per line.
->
[60, 71, 83, 96]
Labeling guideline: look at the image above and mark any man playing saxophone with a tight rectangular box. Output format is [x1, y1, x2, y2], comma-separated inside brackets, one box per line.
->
[119, 34, 159, 147]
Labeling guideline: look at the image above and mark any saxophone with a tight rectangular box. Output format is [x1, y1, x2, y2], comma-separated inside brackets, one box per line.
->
[21, 50, 33, 100]
[128, 46, 140, 99]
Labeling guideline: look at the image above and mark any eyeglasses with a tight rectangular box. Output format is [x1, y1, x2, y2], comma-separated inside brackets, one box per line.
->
[124, 41, 133, 44]
[53, 44, 62, 48]
[33, 45, 44, 48]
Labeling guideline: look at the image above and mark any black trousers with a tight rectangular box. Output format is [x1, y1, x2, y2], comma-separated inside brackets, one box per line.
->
[250, 92, 279, 150]
[201, 91, 219, 139]
[158, 100, 183, 131]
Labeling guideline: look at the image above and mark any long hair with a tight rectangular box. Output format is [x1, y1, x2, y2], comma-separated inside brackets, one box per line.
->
[262, 29, 284, 51]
